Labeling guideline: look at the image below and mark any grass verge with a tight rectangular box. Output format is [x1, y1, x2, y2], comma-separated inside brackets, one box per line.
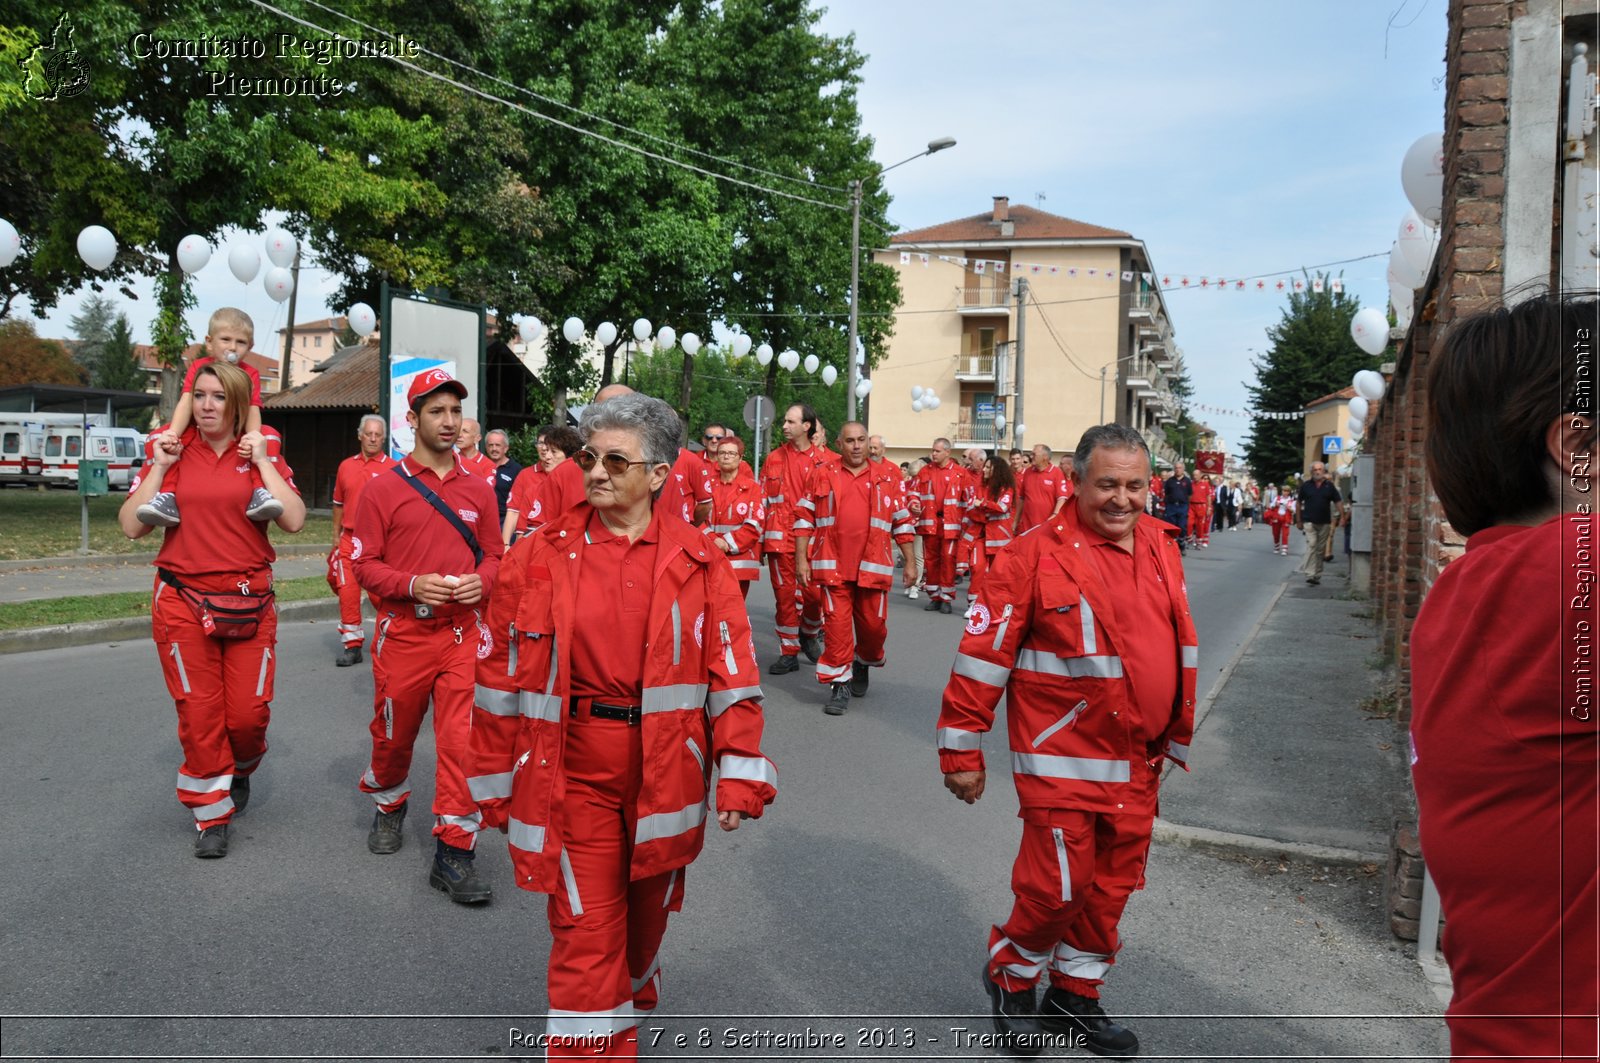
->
[0, 576, 332, 632]
[0, 489, 331, 560]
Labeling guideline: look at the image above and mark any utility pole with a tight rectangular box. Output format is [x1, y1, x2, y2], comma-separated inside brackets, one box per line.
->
[1099, 364, 1107, 424]
[1013, 277, 1027, 451]
[280, 247, 302, 391]
[846, 178, 863, 424]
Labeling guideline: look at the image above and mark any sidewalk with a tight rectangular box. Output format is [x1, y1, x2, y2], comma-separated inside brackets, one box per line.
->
[0, 545, 332, 604]
[1159, 561, 1410, 864]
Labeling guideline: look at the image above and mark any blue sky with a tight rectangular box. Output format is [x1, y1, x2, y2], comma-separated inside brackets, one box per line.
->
[25, 0, 1446, 453]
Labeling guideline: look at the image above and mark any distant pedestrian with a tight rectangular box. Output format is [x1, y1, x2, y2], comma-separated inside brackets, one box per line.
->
[1410, 293, 1597, 1062]
[1016, 444, 1071, 535]
[1239, 484, 1257, 530]
[706, 435, 764, 597]
[1294, 462, 1344, 585]
[1263, 490, 1294, 555]
[1162, 462, 1192, 548]
[456, 418, 496, 487]
[959, 455, 1015, 607]
[483, 428, 521, 523]
[118, 361, 307, 858]
[1188, 475, 1213, 548]
[914, 437, 967, 614]
[329, 414, 394, 666]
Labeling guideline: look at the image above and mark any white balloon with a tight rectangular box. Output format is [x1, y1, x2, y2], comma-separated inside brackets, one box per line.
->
[681, 332, 701, 356]
[1401, 132, 1445, 227]
[0, 218, 19, 268]
[911, 386, 925, 400]
[657, 326, 676, 351]
[263, 266, 294, 303]
[778, 349, 800, 371]
[76, 225, 117, 271]
[994, 413, 1006, 431]
[595, 321, 618, 346]
[821, 365, 838, 386]
[1348, 396, 1370, 421]
[264, 228, 297, 268]
[928, 395, 942, 410]
[1389, 240, 1426, 290]
[632, 318, 652, 342]
[1015, 423, 1026, 436]
[176, 235, 211, 275]
[521, 316, 545, 343]
[912, 398, 925, 412]
[1395, 297, 1414, 330]
[855, 378, 874, 398]
[731, 334, 752, 359]
[1347, 418, 1365, 437]
[1397, 208, 1440, 277]
[562, 316, 585, 344]
[803, 353, 819, 374]
[1354, 369, 1387, 402]
[1350, 307, 1389, 356]
[347, 302, 377, 338]
[228, 241, 260, 283]
[756, 343, 774, 366]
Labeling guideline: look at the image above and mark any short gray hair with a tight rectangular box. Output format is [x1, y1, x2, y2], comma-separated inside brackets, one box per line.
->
[1073, 424, 1150, 475]
[358, 413, 385, 436]
[485, 429, 509, 445]
[580, 393, 681, 469]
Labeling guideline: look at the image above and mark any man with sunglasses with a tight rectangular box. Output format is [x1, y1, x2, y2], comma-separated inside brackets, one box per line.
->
[701, 422, 753, 480]
[761, 404, 833, 671]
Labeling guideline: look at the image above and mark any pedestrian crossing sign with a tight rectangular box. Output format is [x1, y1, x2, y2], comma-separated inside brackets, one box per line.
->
[1323, 437, 1344, 454]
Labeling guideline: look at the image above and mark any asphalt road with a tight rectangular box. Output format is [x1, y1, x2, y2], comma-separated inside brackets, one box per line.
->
[0, 522, 1445, 1060]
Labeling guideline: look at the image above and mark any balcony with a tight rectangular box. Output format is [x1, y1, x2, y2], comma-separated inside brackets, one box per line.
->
[952, 415, 1005, 447]
[1128, 291, 1157, 319]
[1145, 343, 1175, 369]
[955, 338, 1008, 382]
[958, 279, 1011, 315]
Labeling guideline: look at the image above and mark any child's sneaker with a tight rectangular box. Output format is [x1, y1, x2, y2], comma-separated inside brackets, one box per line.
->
[246, 488, 284, 522]
[136, 491, 181, 527]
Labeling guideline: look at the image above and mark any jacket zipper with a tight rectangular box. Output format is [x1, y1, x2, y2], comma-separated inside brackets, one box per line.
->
[720, 621, 737, 675]
[992, 603, 1014, 651]
[507, 622, 519, 676]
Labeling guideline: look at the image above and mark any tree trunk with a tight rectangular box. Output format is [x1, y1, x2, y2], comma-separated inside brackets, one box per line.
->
[678, 351, 694, 421]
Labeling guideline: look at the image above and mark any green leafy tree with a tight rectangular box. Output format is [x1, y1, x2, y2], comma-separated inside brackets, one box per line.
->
[1243, 274, 1380, 482]
[1160, 361, 1203, 466]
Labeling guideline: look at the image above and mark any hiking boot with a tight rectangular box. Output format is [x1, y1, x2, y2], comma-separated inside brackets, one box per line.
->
[768, 654, 799, 675]
[1038, 987, 1140, 1058]
[230, 775, 250, 815]
[335, 645, 363, 667]
[980, 966, 1044, 1056]
[849, 662, 869, 698]
[136, 491, 181, 527]
[193, 824, 230, 859]
[823, 682, 850, 716]
[924, 597, 943, 611]
[800, 634, 823, 663]
[246, 488, 284, 522]
[430, 841, 492, 905]
[367, 801, 407, 855]
[940, 601, 954, 614]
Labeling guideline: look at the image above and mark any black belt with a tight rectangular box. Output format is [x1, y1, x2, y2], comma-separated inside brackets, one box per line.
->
[569, 697, 642, 726]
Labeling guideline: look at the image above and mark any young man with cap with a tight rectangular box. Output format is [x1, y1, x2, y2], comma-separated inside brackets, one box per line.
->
[351, 368, 505, 904]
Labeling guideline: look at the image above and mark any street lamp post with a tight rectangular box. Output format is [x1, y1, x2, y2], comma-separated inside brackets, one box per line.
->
[846, 135, 956, 423]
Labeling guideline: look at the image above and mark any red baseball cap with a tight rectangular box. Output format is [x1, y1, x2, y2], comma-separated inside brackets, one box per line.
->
[406, 368, 468, 407]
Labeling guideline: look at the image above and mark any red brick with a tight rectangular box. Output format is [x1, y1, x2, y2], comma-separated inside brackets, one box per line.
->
[1457, 50, 1508, 75]
[1460, 3, 1510, 27]
[1456, 247, 1502, 272]
[1459, 73, 1510, 101]
[1391, 915, 1420, 941]
[1463, 150, 1505, 175]
[1459, 26, 1508, 51]
[1458, 100, 1508, 126]
[1456, 199, 1502, 226]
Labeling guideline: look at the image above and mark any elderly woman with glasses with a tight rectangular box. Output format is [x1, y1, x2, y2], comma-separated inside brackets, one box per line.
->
[472, 393, 777, 1059]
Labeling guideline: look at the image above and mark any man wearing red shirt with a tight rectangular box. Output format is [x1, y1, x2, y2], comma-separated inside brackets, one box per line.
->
[793, 422, 916, 715]
[329, 414, 394, 666]
[1016, 444, 1071, 535]
[915, 437, 967, 613]
[665, 446, 714, 526]
[456, 418, 497, 487]
[762, 404, 833, 670]
[352, 368, 504, 904]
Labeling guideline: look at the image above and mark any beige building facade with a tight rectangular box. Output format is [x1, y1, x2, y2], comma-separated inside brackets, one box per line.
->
[1301, 386, 1359, 479]
[868, 197, 1181, 470]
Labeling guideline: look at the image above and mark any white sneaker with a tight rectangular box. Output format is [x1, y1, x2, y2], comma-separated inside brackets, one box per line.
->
[907, 586, 919, 600]
[246, 487, 284, 521]
[136, 491, 181, 527]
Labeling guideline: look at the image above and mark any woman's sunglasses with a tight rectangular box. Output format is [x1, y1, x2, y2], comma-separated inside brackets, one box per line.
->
[574, 449, 652, 476]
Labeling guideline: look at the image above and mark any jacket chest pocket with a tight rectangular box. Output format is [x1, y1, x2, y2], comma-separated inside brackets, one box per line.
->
[514, 579, 558, 691]
[1034, 569, 1094, 658]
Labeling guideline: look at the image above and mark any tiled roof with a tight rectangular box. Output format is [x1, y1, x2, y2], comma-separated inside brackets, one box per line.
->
[892, 204, 1131, 245]
[264, 342, 379, 410]
[276, 316, 348, 334]
[1304, 385, 1357, 409]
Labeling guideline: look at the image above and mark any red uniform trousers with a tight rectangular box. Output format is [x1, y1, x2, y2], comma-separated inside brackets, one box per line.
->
[815, 581, 888, 685]
[545, 712, 686, 1060]
[151, 576, 277, 830]
[1187, 505, 1211, 545]
[922, 536, 958, 603]
[360, 608, 484, 850]
[330, 534, 370, 650]
[965, 548, 999, 603]
[1269, 516, 1291, 549]
[987, 809, 1154, 999]
[767, 553, 823, 657]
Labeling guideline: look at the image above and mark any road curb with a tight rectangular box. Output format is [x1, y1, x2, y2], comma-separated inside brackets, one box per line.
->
[1152, 818, 1385, 868]
[0, 543, 333, 573]
[0, 598, 340, 655]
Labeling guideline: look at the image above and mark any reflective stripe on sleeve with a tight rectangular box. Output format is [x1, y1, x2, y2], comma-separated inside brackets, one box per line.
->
[642, 683, 710, 714]
[937, 726, 982, 751]
[176, 772, 232, 795]
[1015, 648, 1124, 679]
[1182, 644, 1198, 668]
[437, 812, 482, 834]
[718, 755, 777, 787]
[468, 771, 513, 802]
[811, 558, 838, 571]
[953, 652, 1011, 687]
[509, 816, 546, 854]
[708, 685, 763, 716]
[870, 517, 894, 533]
[859, 560, 896, 578]
[1166, 739, 1189, 764]
[1011, 751, 1130, 783]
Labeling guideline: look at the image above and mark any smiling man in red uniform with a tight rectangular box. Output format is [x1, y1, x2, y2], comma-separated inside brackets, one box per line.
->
[939, 424, 1196, 1057]
[329, 414, 394, 667]
[352, 368, 504, 904]
[792, 422, 916, 716]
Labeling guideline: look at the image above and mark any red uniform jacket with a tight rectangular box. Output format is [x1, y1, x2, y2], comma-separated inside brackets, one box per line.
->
[937, 506, 1197, 816]
[760, 442, 833, 556]
[915, 461, 968, 541]
[962, 486, 1015, 555]
[470, 505, 777, 894]
[1190, 479, 1213, 513]
[791, 459, 914, 590]
[707, 473, 765, 581]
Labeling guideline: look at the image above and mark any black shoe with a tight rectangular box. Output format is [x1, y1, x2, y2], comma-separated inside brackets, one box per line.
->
[800, 634, 823, 664]
[230, 775, 250, 815]
[194, 824, 230, 859]
[335, 645, 363, 667]
[823, 682, 850, 716]
[981, 966, 1044, 1056]
[1306, 576, 1320, 585]
[430, 841, 492, 904]
[924, 597, 943, 611]
[849, 662, 869, 698]
[367, 801, 407, 855]
[1039, 987, 1140, 1058]
[768, 654, 800, 675]
[940, 601, 954, 614]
